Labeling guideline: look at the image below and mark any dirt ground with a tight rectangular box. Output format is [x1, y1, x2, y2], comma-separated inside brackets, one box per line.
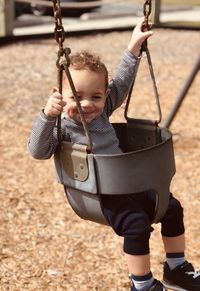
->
[0, 27, 199, 290]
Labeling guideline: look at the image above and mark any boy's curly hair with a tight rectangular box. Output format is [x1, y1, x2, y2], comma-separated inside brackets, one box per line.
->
[69, 50, 109, 89]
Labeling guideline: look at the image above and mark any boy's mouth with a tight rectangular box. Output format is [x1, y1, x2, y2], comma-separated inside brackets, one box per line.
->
[82, 111, 95, 117]
[83, 111, 93, 115]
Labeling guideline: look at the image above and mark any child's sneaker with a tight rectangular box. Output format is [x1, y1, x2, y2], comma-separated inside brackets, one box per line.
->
[131, 279, 167, 290]
[162, 261, 200, 291]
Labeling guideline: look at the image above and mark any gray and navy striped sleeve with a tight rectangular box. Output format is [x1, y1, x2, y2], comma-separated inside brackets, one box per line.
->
[105, 49, 140, 116]
[28, 110, 58, 159]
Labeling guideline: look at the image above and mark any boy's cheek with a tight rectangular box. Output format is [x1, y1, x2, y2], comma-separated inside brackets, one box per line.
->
[64, 104, 78, 117]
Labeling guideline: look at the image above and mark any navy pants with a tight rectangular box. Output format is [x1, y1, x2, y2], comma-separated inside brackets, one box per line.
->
[101, 192, 185, 255]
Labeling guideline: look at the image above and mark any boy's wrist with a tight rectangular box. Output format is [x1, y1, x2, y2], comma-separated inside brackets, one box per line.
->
[43, 108, 56, 119]
[128, 48, 140, 57]
[41, 109, 56, 121]
[126, 48, 141, 60]
[127, 43, 141, 57]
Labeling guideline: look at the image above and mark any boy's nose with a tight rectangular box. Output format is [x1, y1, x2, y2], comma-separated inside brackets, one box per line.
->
[80, 100, 93, 111]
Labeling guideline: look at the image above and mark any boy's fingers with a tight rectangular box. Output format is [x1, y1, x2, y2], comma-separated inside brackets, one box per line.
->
[62, 101, 67, 107]
[52, 92, 62, 99]
[138, 18, 145, 26]
[52, 86, 59, 93]
[145, 30, 153, 38]
[148, 22, 153, 28]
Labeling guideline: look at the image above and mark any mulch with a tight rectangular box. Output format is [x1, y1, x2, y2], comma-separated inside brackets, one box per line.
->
[0, 27, 199, 290]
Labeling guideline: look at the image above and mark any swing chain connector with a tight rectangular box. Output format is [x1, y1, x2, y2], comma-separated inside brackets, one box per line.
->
[56, 47, 71, 70]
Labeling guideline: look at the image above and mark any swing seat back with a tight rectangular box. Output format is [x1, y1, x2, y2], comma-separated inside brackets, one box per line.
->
[113, 118, 162, 152]
[54, 123, 175, 225]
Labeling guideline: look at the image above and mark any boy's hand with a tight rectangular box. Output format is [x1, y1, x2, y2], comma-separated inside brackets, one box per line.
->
[128, 18, 153, 56]
[44, 87, 66, 118]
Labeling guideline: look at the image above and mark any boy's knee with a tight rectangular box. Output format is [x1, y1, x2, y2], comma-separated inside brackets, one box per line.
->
[164, 195, 184, 220]
[161, 194, 185, 237]
[123, 229, 151, 255]
[119, 212, 152, 255]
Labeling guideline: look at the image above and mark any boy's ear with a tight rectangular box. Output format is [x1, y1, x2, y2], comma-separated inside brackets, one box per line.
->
[105, 88, 111, 97]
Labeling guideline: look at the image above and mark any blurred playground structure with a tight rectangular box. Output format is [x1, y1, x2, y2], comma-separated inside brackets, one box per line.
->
[1, 0, 198, 128]
[0, 0, 199, 38]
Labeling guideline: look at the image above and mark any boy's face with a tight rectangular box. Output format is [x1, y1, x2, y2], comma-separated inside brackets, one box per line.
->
[62, 68, 108, 124]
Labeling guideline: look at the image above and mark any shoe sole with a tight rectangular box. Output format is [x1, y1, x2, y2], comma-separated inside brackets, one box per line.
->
[162, 280, 187, 291]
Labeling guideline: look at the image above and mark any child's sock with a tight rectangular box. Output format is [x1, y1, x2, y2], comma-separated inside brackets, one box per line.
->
[166, 252, 185, 270]
[130, 272, 154, 291]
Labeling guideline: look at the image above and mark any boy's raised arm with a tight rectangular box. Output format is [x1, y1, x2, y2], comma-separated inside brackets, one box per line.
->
[127, 19, 153, 56]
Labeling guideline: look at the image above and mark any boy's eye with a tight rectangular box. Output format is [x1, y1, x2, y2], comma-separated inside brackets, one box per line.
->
[92, 95, 102, 100]
[69, 95, 81, 100]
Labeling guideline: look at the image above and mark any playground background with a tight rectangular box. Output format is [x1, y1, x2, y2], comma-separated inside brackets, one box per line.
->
[0, 26, 200, 290]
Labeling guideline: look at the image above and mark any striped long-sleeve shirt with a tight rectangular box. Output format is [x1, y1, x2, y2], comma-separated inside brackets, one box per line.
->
[28, 50, 140, 158]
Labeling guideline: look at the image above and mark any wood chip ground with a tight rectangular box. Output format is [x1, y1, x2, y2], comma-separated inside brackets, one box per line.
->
[0, 28, 199, 290]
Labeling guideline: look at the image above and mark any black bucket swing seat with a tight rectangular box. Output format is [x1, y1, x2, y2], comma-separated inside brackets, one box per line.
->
[54, 47, 176, 226]
[52, 0, 175, 226]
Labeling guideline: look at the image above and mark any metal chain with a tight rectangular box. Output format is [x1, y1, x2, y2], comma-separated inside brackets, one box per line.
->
[143, 0, 162, 123]
[143, 0, 162, 124]
[125, 0, 162, 124]
[143, 0, 152, 30]
[51, 0, 93, 152]
[142, 0, 162, 124]
[141, 0, 152, 50]
[52, 0, 65, 50]
[145, 47, 162, 124]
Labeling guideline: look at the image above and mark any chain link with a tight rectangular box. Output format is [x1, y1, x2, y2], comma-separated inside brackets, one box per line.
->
[141, 0, 152, 51]
[143, 0, 152, 31]
[52, 0, 65, 51]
